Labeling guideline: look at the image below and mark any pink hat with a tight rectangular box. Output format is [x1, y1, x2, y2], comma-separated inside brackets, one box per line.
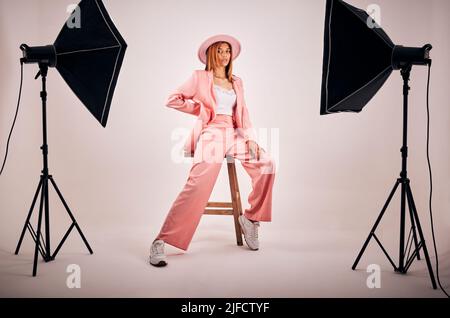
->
[197, 34, 241, 65]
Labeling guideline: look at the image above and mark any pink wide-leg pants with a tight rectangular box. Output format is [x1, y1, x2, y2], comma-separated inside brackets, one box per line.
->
[156, 114, 276, 251]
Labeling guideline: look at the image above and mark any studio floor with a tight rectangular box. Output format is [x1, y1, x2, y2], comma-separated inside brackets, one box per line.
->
[0, 218, 448, 298]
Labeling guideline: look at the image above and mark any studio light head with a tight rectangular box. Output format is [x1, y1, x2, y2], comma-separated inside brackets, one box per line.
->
[320, 0, 432, 115]
[392, 44, 432, 70]
[20, 44, 56, 66]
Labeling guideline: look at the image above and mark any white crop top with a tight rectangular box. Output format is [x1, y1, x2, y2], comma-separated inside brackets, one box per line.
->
[214, 84, 236, 116]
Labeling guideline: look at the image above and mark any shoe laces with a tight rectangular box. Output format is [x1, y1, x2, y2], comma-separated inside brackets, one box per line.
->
[152, 240, 165, 255]
[249, 221, 260, 240]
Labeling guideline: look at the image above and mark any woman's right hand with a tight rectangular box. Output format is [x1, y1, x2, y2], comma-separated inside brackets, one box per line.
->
[246, 139, 261, 161]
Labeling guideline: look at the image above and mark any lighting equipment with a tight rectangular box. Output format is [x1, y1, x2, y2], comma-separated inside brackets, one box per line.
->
[321, 0, 432, 115]
[320, 0, 436, 289]
[15, 0, 127, 276]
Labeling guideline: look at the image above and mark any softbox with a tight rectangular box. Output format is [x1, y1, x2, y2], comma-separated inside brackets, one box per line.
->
[20, 0, 127, 126]
[54, 0, 127, 126]
[320, 0, 431, 115]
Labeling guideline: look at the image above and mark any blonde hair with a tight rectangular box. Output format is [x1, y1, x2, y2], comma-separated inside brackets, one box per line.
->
[204, 41, 234, 82]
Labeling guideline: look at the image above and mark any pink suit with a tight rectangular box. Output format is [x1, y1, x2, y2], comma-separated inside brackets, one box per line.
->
[156, 70, 276, 251]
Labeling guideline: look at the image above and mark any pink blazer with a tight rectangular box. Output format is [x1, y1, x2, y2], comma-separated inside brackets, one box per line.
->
[165, 69, 257, 155]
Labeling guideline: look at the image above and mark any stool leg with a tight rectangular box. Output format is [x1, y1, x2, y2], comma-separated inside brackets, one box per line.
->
[227, 157, 243, 246]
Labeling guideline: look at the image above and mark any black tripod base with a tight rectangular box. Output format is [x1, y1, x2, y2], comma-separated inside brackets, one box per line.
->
[352, 177, 437, 289]
[15, 173, 93, 276]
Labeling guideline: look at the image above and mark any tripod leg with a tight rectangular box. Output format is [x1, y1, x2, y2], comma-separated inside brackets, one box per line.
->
[352, 179, 400, 270]
[399, 180, 407, 272]
[43, 177, 51, 261]
[32, 179, 46, 277]
[49, 176, 93, 256]
[405, 181, 421, 261]
[406, 183, 437, 289]
[15, 178, 43, 255]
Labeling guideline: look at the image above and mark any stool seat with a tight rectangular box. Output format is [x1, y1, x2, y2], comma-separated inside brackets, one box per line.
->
[184, 151, 243, 246]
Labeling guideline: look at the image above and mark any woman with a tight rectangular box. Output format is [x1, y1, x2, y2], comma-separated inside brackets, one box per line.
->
[150, 34, 276, 267]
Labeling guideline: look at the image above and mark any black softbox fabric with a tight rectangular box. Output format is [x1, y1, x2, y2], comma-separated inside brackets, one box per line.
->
[54, 0, 127, 126]
[320, 0, 395, 115]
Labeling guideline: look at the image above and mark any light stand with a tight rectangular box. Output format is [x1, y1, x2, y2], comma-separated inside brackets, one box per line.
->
[15, 62, 93, 276]
[351, 64, 437, 289]
[13, 0, 126, 276]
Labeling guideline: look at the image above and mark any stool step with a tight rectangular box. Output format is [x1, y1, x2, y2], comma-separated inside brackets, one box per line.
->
[206, 202, 233, 208]
[204, 209, 234, 215]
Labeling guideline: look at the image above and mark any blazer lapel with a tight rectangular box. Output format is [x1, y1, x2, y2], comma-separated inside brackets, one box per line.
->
[207, 70, 217, 112]
[232, 75, 243, 128]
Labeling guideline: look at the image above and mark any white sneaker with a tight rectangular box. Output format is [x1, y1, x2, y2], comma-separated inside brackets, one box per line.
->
[238, 215, 260, 250]
[149, 239, 167, 267]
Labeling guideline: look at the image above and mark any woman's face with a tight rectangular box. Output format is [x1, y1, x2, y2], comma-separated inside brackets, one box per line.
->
[216, 43, 231, 67]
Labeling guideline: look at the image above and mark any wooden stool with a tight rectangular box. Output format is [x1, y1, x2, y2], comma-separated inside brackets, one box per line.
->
[184, 151, 243, 246]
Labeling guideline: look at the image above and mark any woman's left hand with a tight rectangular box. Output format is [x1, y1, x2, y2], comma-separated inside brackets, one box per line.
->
[246, 140, 261, 161]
